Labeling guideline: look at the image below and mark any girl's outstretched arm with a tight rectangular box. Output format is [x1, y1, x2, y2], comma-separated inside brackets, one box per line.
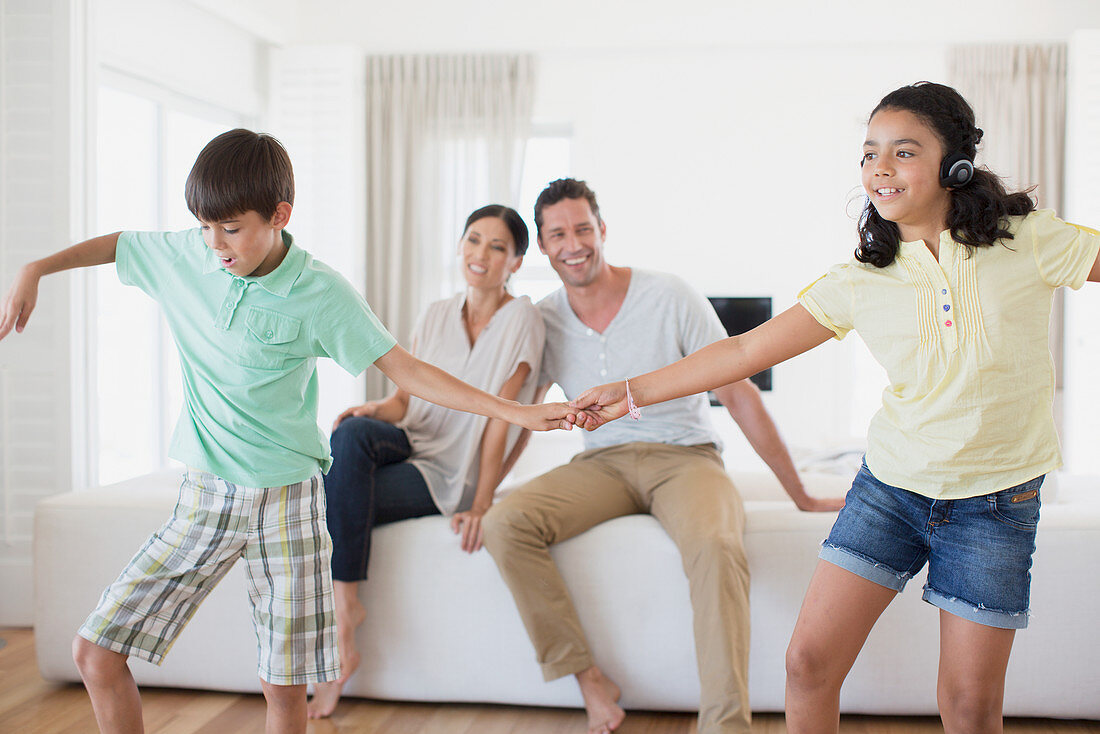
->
[572, 304, 834, 428]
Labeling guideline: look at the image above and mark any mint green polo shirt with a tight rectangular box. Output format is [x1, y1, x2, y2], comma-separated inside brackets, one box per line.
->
[116, 228, 397, 488]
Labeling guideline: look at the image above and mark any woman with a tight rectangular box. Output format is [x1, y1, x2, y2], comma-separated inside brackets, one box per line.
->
[308, 204, 544, 718]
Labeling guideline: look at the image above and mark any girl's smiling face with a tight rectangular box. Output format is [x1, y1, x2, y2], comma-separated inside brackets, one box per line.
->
[861, 108, 953, 245]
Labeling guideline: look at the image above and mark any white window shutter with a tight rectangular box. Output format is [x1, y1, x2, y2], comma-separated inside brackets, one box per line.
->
[0, 0, 89, 625]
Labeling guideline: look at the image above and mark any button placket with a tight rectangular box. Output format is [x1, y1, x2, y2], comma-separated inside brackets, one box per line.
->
[598, 332, 608, 377]
[215, 278, 248, 330]
[926, 274, 957, 350]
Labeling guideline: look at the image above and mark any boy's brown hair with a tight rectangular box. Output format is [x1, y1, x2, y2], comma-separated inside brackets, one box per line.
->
[185, 129, 294, 222]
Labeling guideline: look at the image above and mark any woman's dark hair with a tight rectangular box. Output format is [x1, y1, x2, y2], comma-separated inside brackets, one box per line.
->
[185, 129, 294, 223]
[856, 81, 1035, 268]
[464, 204, 530, 257]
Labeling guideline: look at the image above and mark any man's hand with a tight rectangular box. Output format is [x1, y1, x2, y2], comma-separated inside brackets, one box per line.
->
[793, 494, 846, 513]
[450, 508, 487, 553]
[332, 401, 385, 431]
[569, 381, 629, 430]
[0, 264, 41, 340]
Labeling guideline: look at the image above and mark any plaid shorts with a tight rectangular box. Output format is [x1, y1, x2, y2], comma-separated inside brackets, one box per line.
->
[78, 469, 339, 685]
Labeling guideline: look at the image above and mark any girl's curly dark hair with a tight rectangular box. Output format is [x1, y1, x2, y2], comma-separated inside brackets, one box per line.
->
[856, 82, 1035, 268]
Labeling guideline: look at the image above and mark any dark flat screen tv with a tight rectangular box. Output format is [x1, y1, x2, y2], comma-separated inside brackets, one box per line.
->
[707, 297, 772, 402]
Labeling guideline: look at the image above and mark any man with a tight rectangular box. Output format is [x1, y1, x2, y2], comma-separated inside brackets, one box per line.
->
[482, 178, 841, 734]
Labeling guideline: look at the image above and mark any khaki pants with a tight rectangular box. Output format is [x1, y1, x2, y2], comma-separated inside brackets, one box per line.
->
[482, 442, 751, 734]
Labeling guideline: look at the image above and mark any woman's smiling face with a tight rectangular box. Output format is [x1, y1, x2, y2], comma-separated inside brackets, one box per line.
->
[460, 216, 521, 289]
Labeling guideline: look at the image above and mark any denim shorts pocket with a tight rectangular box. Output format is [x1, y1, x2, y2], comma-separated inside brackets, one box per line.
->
[238, 306, 301, 370]
[986, 478, 1043, 531]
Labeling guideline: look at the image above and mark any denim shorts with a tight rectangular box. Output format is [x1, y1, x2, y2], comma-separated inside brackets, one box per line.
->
[820, 462, 1042, 629]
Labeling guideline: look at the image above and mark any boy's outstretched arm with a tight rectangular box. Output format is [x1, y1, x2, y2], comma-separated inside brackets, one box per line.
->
[572, 304, 834, 428]
[373, 344, 577, 432]
[0, 232, 121, 340]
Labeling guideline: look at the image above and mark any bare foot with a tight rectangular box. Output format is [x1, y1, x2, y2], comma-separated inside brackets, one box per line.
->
[308, 584, 367, 719]
[576, 666, 625, 733]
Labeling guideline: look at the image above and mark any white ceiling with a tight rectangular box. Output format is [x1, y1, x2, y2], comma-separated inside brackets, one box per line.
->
[191, 0, 1100, 51]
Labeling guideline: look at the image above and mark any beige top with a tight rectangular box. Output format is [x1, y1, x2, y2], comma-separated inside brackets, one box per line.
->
[400, 293, 544, 514]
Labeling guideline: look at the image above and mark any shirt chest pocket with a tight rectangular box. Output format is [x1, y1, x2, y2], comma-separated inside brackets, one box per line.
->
[238, 306, 302, 370]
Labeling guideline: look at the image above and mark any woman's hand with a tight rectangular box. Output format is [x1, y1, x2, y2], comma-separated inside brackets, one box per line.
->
[0, 264, 41, 340]
[450, 508, 488, 553]
[332, 401, 385, 431]
[510, 401, 582, 432]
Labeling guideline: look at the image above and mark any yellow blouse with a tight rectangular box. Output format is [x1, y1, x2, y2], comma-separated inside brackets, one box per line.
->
[799, 209, 1100, 499]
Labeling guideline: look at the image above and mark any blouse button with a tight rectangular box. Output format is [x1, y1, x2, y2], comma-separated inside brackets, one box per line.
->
[943, 304, 951, 312]
[945, 320, 953, 327]
[941, 289, 947, 295]
[265, 330, 274, 338]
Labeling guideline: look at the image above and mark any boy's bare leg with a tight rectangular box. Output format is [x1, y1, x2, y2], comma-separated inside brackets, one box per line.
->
[72, 636, 144, 734]
[261, 680, 308, 734]
[577, 665, 625, 734]
[307, 580, 366, 718]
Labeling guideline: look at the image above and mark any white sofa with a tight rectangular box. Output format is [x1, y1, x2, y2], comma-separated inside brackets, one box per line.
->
[33, 431, 1100, 717]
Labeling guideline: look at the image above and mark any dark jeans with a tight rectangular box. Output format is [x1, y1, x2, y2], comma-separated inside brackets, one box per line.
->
[325, 416, 439, 581]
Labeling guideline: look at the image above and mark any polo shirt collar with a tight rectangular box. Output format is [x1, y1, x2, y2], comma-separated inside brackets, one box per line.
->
[202, 230, 305, 298]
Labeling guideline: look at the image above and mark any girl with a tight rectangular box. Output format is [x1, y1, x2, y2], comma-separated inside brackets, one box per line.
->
[571, 82, 1100, 733]
[308, 205, 544, 718]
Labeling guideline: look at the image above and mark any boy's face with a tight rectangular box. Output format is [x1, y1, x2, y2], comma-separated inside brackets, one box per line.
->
[199, 203, 291, 278]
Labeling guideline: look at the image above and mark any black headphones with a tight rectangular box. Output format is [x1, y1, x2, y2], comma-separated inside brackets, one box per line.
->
[939, 152, 974, 188]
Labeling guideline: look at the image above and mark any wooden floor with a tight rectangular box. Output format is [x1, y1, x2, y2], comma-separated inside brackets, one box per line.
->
[3, 628, 1098, 733]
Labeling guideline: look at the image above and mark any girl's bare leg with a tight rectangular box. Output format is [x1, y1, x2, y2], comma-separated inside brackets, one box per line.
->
[784, 561, 897, 734]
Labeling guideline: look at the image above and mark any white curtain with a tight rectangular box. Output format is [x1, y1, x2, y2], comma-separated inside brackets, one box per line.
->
[949, 44, 1067, 421]
[949, 44, 1066, 210]
[364, 54, 535, 399]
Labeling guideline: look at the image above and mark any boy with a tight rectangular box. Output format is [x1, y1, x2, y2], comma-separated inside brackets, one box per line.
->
[0, 129, 576, 734]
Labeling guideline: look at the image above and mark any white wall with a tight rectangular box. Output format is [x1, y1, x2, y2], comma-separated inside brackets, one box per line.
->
[97, 0, 267, 117]
[289, 0, 1100, 53]
[1063, 30, 1100, 474]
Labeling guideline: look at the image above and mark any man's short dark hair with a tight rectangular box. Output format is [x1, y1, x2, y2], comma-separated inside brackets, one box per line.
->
[533, 178, 601, 237]
[184, 129, 294, 222]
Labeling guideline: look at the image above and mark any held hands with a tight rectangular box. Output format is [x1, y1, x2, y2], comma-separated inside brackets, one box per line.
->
[0, 264, 41, 341]
[331, 401, 386, 431]
[568, 381, 630, 431]
[450, 507, 487, 553]
[511, 401, 587, 432]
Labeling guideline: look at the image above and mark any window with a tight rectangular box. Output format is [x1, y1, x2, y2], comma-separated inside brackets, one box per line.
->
[93, 77, 248, 485]
[510, 128, 573, 303]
